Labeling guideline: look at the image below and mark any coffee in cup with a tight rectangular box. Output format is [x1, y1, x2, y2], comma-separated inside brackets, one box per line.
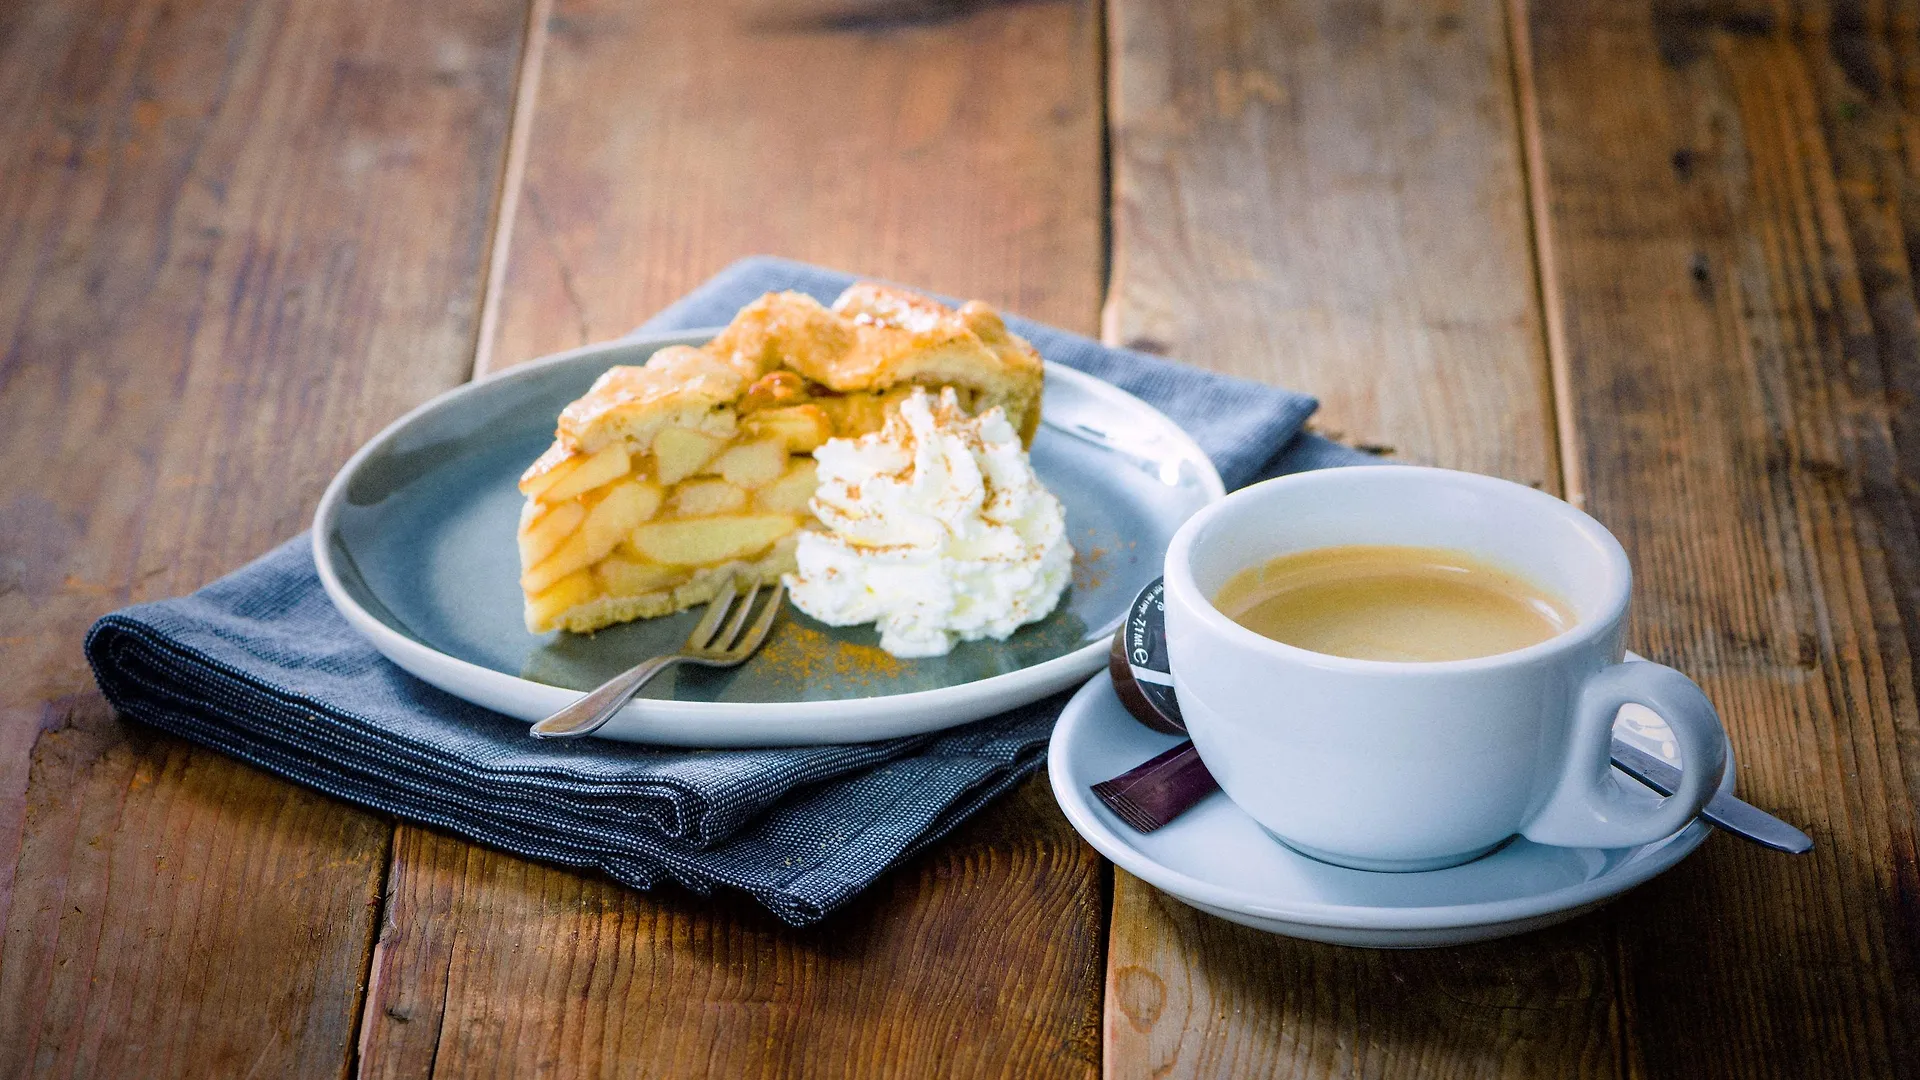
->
[1162, 466, 1727, 872]
[1214, 544, 1575, 663]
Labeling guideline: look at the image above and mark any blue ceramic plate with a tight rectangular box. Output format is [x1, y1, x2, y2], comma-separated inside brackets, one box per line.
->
[314, 330, 1223, 746]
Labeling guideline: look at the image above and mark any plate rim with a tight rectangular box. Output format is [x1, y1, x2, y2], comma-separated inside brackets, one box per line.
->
[1048, 669, 1730, 933]
[313, 329, 1225, 741]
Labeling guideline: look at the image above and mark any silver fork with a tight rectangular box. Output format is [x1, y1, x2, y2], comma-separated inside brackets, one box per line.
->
[528, 578, 785, 740]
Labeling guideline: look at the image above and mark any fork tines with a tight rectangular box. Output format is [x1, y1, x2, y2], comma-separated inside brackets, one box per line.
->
[688, 577, 785, 658]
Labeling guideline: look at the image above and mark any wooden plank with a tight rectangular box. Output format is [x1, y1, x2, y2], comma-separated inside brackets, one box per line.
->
[478, 0, 1107, 374]
[364, 781, 1106, 1078]
[1100, 1, 1618, 1077]
[1519, 2, 1920, 1076]
[357, 0, 1109, 1075]
[0, 0, 529, 1074]
[1104, 0, 1559, 485]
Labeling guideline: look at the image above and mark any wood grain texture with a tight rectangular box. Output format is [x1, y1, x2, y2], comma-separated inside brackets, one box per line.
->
[360, 0, 1109, 1076]
[1519, 3, 1920, 1077]
[1104, 0, 1557, 483]
[364, 781, 1105, 1079]
[0, 0, 527, 1074]
[477, 0, 1107, 374]
[1108, 890, 1620, 1078]
[1101, 2, 1610, 1076]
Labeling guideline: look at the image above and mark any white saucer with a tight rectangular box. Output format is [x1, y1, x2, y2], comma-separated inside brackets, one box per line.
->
[1048, 669, 1735, 948]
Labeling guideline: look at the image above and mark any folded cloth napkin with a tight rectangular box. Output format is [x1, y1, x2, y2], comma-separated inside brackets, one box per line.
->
[85, 257, 1369, 926]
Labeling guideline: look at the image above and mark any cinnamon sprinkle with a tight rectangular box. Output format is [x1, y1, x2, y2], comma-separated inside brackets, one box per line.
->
[756, 620, 907, 689]
[1073, 544, 1111, 591]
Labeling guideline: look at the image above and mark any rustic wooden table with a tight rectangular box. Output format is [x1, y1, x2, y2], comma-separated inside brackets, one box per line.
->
[3, 0, 1914, 1076]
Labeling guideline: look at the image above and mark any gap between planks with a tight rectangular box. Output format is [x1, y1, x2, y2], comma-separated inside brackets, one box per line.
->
[472, 0, 556, 381]
[1505, 0, 1584, 508]
[1499, 9, 1629, 1074]
[350, 0, 555, 1071]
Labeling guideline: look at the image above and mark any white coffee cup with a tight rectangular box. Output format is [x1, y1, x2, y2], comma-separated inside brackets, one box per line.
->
[1162, 465, 1727, 872]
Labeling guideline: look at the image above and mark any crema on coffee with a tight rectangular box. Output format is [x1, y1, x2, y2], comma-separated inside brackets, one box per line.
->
[1214, 544, 1574, 662]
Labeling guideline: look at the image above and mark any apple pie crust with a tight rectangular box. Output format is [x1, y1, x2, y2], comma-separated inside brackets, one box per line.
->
[516, 283, 1045, 633]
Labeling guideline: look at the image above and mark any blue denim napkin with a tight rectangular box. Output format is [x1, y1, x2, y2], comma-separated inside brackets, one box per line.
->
[85, 257, 1368, 926]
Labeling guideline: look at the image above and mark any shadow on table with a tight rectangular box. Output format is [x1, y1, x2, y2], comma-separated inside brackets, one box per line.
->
[1130, 829, 1904, 1077]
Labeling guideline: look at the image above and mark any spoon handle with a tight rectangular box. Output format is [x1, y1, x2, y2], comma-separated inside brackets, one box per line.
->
[1607, 740, 1813, 854]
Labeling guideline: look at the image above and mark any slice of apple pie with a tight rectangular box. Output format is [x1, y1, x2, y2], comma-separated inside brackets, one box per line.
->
[515, 282, 1045, 633]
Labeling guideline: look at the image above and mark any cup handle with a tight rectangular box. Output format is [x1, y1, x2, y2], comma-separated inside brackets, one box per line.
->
[1521, 661, 1728, 849]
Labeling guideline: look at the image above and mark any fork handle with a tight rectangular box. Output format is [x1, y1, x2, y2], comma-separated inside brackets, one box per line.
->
[529, 654, 683, 740]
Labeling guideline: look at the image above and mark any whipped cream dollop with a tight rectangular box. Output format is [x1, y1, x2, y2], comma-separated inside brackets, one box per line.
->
[785, 387, 1073, 658]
